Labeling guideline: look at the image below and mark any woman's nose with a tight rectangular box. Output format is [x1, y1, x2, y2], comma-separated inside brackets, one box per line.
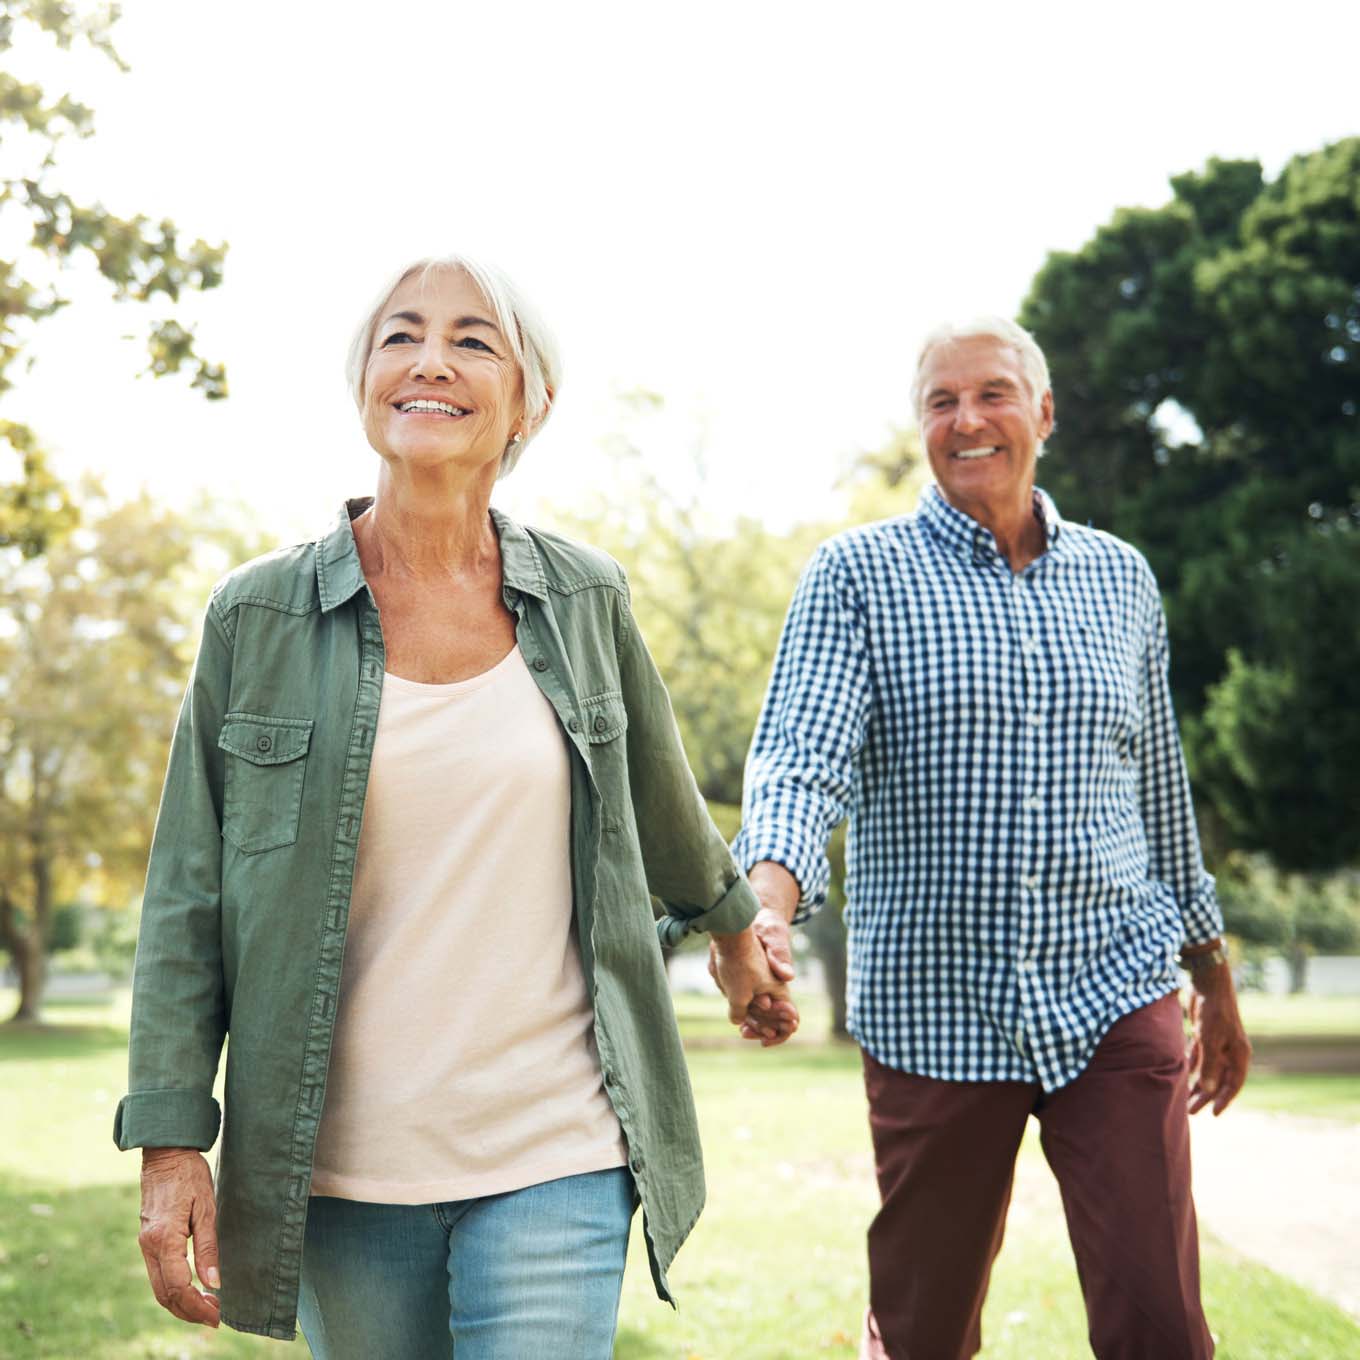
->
[410, 337, 455, 382]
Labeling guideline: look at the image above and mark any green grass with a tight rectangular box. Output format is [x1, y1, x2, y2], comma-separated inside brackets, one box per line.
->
[1, 992, 1358, 1358]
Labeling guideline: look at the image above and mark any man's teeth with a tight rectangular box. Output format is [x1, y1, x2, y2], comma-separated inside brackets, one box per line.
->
[398, 400, 469, 416]
[954, 446, 1000, 460]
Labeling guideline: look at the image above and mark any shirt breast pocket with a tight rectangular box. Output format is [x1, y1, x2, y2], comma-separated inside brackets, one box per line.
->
[217, 713, 314, 855]
[582, 692, 629, 832]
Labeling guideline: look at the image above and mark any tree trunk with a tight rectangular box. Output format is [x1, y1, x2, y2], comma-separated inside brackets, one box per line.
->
[805, 906, 850, 1040]
[1287, 944, 1310, 995]
[0, 887, 45, 1022]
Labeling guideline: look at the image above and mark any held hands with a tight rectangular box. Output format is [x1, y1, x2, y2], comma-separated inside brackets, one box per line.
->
[1187, 962, 1252, 1116]
[138, 1147, 221, 1327]
[708, 906, 800, 1047]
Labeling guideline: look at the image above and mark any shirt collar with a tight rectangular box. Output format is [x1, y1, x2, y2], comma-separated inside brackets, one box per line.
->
[314, 498, 550, 613]
[918, 482, 1063, 566]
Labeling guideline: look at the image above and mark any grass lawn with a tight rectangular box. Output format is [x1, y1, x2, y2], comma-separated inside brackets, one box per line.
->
[2, 991, 1358, 1358]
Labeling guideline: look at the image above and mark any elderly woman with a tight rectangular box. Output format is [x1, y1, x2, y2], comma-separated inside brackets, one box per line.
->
[115, 254, 798, 1357]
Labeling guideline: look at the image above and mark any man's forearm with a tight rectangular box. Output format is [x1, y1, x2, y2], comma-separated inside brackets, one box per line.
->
[747, 860, 801, 924]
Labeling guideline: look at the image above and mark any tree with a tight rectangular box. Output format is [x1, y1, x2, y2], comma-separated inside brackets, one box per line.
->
[1019, 140, 1360, 876]
[0, 489, 270, 1020]
[1, 0, 227, 557]
[550, 398, 926, 1032]
[1218, 854, 1360, 993]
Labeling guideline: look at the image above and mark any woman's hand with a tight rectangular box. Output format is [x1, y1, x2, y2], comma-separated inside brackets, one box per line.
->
[138, 1147, 221, 1327]
[708, 910, 800, 1047]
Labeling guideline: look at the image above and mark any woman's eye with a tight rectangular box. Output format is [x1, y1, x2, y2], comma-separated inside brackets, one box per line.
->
[455, 336, 494, 352]
[381, 331, 414, 346]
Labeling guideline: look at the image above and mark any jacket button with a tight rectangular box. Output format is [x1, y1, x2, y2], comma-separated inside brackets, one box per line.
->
[256, 735, 273, 753]
[568, 717, 581, 733]
[532, 656, 549, 672]
[629, 1157, 643, 1175]
[593, 714, 609, 733]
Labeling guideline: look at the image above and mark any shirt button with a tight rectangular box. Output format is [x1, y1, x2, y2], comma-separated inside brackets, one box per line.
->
[1018, 958, 1036, 973]
[1022, 636, 1038, 654]
[629, 1156, 644, 1175]
[568, 717, 581, 733]
[256, 734, 273, 753]
[1024, 795, 1041, 811]
[603, 1069, 616, 1087]
[531, 656, 549, 672]
[593, 714, 609, 733]
[1027, 712, 1041, 727]
[1023, 874, 1039, 890]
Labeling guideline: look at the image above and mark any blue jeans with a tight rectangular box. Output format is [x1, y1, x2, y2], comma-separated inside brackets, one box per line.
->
[297, 1167, 635, 1359]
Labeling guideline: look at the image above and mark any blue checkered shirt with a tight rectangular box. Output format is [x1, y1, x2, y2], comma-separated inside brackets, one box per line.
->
[733, 484, 1223, 1091]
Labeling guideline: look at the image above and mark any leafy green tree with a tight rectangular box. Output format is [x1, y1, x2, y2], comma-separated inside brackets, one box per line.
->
[1019, 140, 1360, 876]
[1218, 854, 1360, 993]
[0, 0, 227, 557]
[0, 489, 271, 1021]
[549, 400, 926, 1032]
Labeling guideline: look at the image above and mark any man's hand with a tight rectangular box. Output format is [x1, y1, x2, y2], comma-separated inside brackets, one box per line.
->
[138, 1147, 221, 1327]
[1187, 958, 1252, 1116]
[709, 916, 799, 1047]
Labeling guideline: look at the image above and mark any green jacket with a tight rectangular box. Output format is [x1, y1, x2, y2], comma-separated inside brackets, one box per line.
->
[115, 499, 759, 1340]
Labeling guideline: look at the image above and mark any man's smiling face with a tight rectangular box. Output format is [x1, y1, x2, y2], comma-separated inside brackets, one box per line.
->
[918, 336, 1054, 519]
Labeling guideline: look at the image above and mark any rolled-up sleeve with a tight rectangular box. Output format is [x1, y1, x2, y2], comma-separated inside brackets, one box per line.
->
[1133, 583, 1225, 946]
[733, 543, 870, 921]
[114, 597, 232, 1151]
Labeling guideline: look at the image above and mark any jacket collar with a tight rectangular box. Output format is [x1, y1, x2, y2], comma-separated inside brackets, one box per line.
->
[314, 498, 549, 613]
[918, 482, 1063, 566]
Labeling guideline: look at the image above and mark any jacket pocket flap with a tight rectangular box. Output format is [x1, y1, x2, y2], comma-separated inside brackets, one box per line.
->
[582, 692, 627, 743]
[218, 714, 314, 765]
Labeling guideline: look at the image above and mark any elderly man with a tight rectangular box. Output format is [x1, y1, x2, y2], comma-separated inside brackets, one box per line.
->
[730, 318, 1251, 1359]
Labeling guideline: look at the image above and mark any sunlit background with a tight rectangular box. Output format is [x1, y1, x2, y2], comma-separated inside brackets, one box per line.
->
[5, 0, 1357, 539]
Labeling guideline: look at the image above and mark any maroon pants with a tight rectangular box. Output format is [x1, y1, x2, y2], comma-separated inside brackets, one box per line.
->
[862, 994, 1213, 1360]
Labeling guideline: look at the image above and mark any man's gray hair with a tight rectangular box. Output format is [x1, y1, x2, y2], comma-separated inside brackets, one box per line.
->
[344, 254, 561, 478]
[910, 316, 1051, 421]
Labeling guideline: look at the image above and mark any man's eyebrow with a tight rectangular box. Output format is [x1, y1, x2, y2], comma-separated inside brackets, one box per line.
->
[980, 376, 1021, 391]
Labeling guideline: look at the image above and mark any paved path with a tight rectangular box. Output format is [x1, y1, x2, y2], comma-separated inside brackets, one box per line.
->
[1189, 1107, 1360, 1317]
[1005, 1108, 1360, 1318]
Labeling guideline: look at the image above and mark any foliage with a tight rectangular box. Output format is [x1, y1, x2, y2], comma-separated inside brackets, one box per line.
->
[1019, 139, 1360, 874]
[0, 0, 227, 558]
[1218, 853, 1360, 991]
[0, 486, 274, 1019]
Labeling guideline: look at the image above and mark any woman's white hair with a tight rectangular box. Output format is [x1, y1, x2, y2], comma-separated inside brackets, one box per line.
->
[344, 253, 561, 478]
[910, 316, 1051, 420]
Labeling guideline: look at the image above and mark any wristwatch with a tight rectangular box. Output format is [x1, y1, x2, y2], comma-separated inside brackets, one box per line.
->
[1177, 942, 1230, 974]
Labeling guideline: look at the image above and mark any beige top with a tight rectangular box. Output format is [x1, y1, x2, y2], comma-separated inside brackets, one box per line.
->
[310, 646, 627, 1203]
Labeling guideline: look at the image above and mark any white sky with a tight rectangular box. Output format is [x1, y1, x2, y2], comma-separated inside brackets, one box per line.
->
[5, 0, 1358, 543]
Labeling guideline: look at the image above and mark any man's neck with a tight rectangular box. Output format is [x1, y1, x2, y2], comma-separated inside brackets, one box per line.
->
[942, 485, 1046, 573]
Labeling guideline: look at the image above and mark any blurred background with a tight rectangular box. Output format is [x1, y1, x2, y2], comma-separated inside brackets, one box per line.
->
[1, 1, 1357, 1356]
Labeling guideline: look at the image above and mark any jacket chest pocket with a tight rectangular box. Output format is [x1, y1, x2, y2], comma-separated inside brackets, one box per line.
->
[217, 713, 314, 855]
[582, 692, 629, 832]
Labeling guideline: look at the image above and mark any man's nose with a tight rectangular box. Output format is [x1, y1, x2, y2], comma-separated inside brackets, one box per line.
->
[954, 397, 986, 432]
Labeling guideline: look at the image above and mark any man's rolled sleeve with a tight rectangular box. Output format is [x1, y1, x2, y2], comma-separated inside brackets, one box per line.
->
[735, 543, 870, 924]
[114, 598, 232, 1151]
[1134, 582, 1226, 947]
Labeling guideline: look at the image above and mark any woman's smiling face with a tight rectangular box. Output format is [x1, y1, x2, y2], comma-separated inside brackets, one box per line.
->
[362, 266, 525, 474]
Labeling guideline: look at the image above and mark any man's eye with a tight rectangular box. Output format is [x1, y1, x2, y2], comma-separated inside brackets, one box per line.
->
[381, 331, 414, 346]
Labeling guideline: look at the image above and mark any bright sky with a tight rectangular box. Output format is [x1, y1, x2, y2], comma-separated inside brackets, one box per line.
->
[6, 0, 1358, 543]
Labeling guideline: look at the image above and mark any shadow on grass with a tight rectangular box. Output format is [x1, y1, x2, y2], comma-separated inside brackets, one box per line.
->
[0, 1021, 129, 1062]
[0, 1169, 284, 1358]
